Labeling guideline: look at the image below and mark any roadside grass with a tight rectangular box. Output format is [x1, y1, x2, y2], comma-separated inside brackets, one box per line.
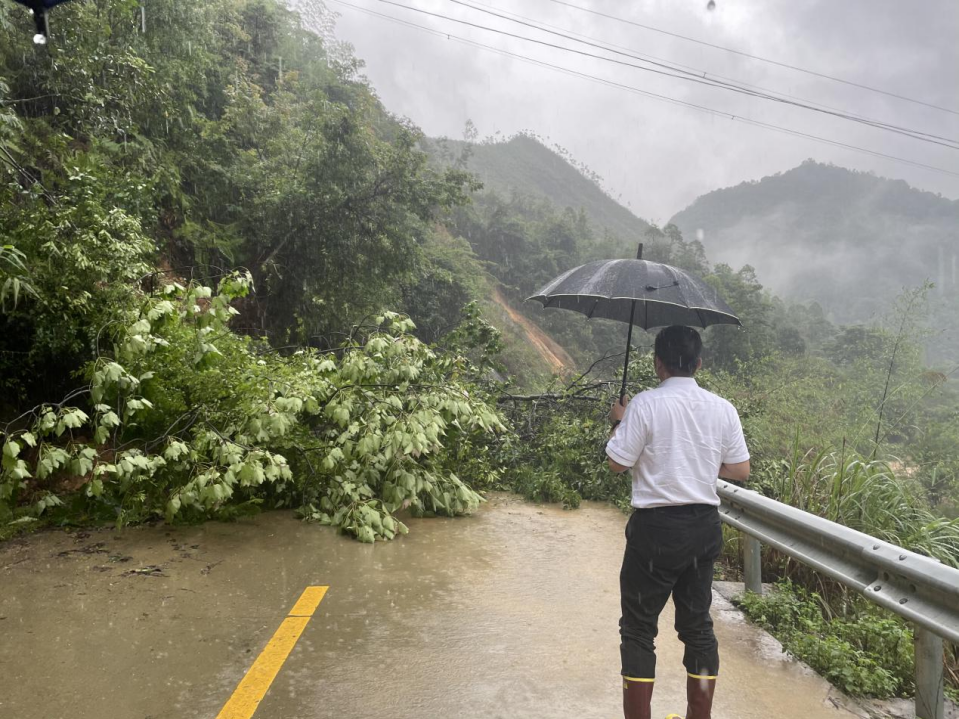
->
[735, 581, 915, 698]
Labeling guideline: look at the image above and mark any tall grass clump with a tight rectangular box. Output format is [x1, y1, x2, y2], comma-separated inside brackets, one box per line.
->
[757, 443, 959, 568]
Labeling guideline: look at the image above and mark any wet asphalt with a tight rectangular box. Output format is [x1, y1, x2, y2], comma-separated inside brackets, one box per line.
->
[0, 494, 856, 719]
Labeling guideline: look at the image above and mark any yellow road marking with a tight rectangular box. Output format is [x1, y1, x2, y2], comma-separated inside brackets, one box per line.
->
[216, 586, 329, 719]
[288, 585, 328, 617]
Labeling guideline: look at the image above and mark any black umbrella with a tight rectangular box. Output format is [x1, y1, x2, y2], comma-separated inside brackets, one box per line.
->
[526, 244, 741, 399]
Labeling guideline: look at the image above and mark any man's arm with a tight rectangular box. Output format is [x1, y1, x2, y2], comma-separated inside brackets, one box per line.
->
[720, 402, 750, 483]
[608, 456, 630, 474]
[606, 396, 633, 474]
[719, 460, 750, 483]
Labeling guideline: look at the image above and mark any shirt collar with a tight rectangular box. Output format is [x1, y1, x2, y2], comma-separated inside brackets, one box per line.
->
[659, 376, 698, 389]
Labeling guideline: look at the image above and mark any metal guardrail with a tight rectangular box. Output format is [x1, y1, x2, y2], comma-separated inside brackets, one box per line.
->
[717, 481, 959, 719]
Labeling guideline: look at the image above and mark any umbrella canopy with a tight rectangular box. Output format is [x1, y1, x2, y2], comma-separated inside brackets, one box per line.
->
[526, 244, 741, 397]
[527, 257, 740, 329]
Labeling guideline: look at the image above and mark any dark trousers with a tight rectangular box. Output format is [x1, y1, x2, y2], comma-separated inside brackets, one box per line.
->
[619, 504, 722, 679]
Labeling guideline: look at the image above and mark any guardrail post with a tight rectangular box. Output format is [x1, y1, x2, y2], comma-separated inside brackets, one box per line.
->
[914, 627, 944, 719]
[742, 533, 762, 595]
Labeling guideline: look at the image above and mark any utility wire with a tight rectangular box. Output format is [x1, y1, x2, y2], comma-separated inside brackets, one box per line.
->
[372, 0, 958, 150]
[446, 0, 959, 149]
[460, 1, 897, 126]
[327, 0, 959, 179]
[544, 0, 959, 117]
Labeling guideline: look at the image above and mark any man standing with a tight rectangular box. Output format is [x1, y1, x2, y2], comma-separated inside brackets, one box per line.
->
[606, 325, 750, 719]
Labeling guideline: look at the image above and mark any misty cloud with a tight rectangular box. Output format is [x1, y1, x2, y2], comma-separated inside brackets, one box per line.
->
[302, 0, 959, 222]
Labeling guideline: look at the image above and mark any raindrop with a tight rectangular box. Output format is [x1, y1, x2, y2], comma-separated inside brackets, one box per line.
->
[33, 34, 47, 45]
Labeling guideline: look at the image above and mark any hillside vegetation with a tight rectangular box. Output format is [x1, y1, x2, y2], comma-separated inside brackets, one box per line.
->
[0, 0, 511, 540]
[429, 134, 650, 249]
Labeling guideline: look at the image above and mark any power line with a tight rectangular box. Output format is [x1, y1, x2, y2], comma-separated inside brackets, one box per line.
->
[327, 0, 959, 179]
[544, 0, 959, 117]
[460, 1, 881, 123]
[364, 0, 959, 151]
[445, 0, 959, 150]
[462, 0, 959, 147]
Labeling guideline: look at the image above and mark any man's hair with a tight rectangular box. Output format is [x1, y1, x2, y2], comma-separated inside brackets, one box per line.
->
[654, 325, 702, 376]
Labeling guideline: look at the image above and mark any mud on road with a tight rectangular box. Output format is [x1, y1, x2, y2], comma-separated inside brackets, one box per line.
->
[0, 494, 856, 719]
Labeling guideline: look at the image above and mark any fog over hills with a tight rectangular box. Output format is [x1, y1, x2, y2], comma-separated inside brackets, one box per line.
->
[670, 161, 959, 324]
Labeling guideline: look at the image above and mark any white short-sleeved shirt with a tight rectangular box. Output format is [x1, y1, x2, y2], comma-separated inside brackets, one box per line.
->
[605, 376, 749, 509]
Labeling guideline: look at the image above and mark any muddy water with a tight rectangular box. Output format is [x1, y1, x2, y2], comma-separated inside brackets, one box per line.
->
[0, 494, 854, 719]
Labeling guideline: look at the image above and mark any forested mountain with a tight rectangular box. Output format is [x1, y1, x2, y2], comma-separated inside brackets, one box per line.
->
[427, 134, 650, 248]
[670, 161, 959, 327]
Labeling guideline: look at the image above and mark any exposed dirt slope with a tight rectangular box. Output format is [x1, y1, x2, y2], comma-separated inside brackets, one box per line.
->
[491, 288, 575, 375]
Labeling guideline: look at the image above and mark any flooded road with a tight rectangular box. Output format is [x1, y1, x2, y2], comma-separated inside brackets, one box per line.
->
[0, 494, 855, 719]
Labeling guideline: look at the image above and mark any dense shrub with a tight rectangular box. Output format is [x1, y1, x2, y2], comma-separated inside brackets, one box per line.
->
[1, 274, 505, 541]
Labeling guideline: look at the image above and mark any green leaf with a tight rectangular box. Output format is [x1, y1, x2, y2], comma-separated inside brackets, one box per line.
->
[2, 440, 20, 459]
[61, 409, 89, 429]
[166, 495, 181, 522]
[163, 440, 189, 461]
[100, 411, 121, 428]
[356, 526, 376, 543]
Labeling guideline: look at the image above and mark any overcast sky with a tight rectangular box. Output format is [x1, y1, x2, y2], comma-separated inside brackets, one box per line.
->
[301, 0, 959, 223]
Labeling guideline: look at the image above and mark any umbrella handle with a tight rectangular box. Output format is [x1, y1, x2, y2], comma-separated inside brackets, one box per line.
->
[621, 244, 641, 400]
[620, 300, 636, 401]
